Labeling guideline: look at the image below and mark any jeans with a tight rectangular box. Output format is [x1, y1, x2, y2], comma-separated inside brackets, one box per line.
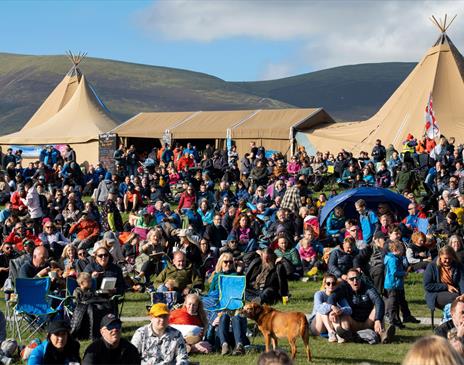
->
[240, 238, 258, 253]
[216, 314, 249, 347]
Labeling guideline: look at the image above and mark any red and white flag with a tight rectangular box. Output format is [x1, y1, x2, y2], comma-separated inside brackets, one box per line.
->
[425, 94, 440, 139]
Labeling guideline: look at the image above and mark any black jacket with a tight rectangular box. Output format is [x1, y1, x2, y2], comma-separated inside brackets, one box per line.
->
[328, 281, 384, 322]
[83, 260, 125, 295]
[82, 337, 140, 365]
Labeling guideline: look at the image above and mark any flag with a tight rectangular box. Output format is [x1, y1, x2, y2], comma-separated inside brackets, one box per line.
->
[425, 94, 440, 139]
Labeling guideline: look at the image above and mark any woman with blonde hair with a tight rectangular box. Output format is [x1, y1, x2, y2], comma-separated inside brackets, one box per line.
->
[169, 293, 211, 353]
[60, 244, 78, 278]
[402, 335, 464, 365]
[204, 251, 248, 355]
[208, 252, 236, 290]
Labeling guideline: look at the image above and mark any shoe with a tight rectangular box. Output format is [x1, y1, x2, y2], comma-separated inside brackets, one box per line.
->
[300, 277, 310, 282]
[391, 320, 405, 329]
[221, 343, 230, 356]
[337, 334, 346, 343]
[335, 326, 354, 341]
[403, 316, 420, 324]
[380, 324, 396, 344]
[328, 331, 337, 343]
[232, 343, 245, 356]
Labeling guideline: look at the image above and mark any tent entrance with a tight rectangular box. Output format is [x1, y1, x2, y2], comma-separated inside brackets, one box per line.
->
[173, 139, 216, 153]
[126, 137, 161, 156]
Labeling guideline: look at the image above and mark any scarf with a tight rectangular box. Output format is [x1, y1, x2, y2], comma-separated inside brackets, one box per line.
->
[439, 264, 454, 287]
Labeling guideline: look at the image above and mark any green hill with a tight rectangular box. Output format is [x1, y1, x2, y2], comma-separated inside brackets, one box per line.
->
[0, 53, 416, 134]
[232, 62, 416, 121]
[0, 53, 289, 134]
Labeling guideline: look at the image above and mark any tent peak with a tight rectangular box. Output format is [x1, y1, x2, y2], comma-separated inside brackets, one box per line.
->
[430, 14, 457, 47]
[65, 51, 87, 77]
[430, 14, 456, 34]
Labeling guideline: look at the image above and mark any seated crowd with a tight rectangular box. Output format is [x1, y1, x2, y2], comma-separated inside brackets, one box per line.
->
[1, 134, 464, 363]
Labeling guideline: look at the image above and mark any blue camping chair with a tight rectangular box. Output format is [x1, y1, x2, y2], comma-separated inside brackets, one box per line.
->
[13, 278, 66, 342]
[206, 275, 246, 312]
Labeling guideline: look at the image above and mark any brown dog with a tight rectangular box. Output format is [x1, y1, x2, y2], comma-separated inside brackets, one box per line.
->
[242, 302, 312, 362]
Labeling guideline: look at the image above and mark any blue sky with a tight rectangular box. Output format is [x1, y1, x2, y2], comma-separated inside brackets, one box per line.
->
[1, 0, 463, 81]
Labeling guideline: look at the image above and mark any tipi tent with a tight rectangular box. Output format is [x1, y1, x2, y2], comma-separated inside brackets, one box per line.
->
[305, 15, 464, 153]
[0, 52, 118, 164]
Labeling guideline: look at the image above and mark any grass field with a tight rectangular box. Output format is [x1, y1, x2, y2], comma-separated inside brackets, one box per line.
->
[8, 272, 428, 365]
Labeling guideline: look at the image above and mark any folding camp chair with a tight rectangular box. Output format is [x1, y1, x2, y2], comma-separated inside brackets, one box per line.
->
[206, 275, 246, 312]
[13, 278, 66, 342]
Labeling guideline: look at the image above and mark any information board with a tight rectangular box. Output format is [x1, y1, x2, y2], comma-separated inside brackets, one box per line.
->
[99, 133, 117, 173]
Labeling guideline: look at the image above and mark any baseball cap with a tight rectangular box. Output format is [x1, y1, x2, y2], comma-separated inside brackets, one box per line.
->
[100, 313, 122, 329]
[47, 320, 71, 334]
[148, 303, 170, 317]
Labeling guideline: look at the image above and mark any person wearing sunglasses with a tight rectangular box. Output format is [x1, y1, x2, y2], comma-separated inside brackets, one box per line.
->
[83, 247, 125, 296]
[83, 314, 140, 365]
[309, 273, 352, 342]
[205, 253, 248, 356]
[327, 268, 394, 344]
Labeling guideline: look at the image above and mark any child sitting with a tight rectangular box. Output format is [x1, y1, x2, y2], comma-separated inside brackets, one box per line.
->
[73, 272, 95, 302]
[298, 237, 317, 275]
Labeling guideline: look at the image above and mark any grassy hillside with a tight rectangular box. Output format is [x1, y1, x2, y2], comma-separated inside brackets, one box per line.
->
[0, 53, 289, 134]
[233, 62, 416, 121]
[0, 53, 416, 134]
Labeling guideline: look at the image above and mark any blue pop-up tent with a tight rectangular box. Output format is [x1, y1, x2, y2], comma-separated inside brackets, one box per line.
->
[319, 187, 411, 225]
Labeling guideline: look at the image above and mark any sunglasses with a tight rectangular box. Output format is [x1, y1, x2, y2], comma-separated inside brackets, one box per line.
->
[4, 247, 12, 251]
[78, 252, 87, 256]
[223, 260, 234, 264]
[105, 323, 121, 331]
[348, 276, 361, 282]
[325, 281, 336, 286]
[44, 226, 53, 229]
[349, 229, 357, 233]
[97, 253, 109, 258]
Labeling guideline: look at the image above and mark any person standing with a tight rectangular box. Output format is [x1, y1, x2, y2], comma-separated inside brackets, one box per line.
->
[21, 180, 43, 233]
[371, 139, 386, 163]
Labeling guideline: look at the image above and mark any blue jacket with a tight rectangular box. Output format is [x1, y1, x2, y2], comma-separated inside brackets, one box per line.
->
[28, 340, 47, 365]
[384, 252, 405, 290]
[326, 212, 345, 236]
[359, 210, 378, 243]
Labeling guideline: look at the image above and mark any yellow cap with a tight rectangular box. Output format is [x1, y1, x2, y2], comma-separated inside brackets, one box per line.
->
[148, 303, 170, 317]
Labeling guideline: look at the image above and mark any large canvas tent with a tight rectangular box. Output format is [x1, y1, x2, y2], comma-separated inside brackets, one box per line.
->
[112, 108, 334, 156]
[305, 16, 464, 153]
[0, 53, 118, 164]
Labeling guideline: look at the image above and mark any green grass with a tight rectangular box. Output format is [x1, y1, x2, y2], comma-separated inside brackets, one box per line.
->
[5, 273, 432, 364]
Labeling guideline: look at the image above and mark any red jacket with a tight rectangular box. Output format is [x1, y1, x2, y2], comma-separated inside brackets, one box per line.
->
[169, 307, 203, 327]
[178, 192, 196, 210]
[10, 191, 26, 211]
[5, 231, 41, 251]
[69, 219, 100, 241]
[177, 156, 194, 171]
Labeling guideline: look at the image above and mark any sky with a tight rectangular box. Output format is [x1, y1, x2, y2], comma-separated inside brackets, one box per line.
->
[1, 0, 463, 81]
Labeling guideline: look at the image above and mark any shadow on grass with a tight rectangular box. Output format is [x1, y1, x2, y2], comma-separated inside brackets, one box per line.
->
[318, 356, 399, 365]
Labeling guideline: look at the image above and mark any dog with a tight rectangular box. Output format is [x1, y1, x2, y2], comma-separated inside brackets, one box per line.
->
[242, 302, 312, 362]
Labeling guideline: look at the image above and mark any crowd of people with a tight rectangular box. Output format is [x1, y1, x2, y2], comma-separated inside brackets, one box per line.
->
[0, 134, 463, 363]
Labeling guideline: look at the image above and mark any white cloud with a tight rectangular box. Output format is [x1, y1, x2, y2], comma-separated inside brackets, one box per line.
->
[259, 62, 295, 80]
[136, 0, 464, 78]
